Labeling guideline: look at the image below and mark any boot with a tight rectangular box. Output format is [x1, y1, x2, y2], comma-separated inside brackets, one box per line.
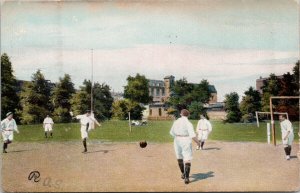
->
[200, 141, 205, 150]
[177, 159, 184, 179]
[82, 139, 87, 153]
[184, 163, 191, 184]
[3, 143, 8, 153]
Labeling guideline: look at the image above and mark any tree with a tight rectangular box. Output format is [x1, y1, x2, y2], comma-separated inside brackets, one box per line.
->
[1, 53, 20, 120]
[224, 92, 241, 123]
[293, 60, 299, 95]
[51, 74, 75, 123]
[19, 70, 52, 124]
[240, 86, 261, 122]
[124, 73, 152, 104]
[261, 74, 282, 112]
[167, 78, 211, 118]
[111, 99, 144, 120]
[70, 80, 113, 121]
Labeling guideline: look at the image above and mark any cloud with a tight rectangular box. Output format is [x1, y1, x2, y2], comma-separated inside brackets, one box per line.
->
[7, 45, 298, 101]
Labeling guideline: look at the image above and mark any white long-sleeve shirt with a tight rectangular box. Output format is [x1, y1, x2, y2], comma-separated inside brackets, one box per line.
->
[43, 117, 54, 125]
[170, 116, 196, 138]
[280, 119, 293, 136]
[196, 118, 212, 132]
[1, 118, 18, 132]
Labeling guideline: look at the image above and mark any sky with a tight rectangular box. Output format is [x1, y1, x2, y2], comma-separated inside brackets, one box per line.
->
[1, 0, 299, 101]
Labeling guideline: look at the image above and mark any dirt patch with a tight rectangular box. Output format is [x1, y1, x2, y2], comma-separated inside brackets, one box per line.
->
[1, 141, 299, 192]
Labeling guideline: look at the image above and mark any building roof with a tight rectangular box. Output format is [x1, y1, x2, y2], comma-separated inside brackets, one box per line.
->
[149, 79, 165, 87]
[208, 85, 217, 93]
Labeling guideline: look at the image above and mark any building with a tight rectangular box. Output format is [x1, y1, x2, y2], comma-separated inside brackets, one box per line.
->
[146, 75, 218, 120]
[111, 91, 124, 101]
[256, 75, 283, 94]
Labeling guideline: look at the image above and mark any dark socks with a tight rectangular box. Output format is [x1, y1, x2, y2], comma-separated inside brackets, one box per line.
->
[3, 143, 8, 150]
[45, 132, 47, 138]
[288, 146, 292, 156]
[177, 159, 184, 178]
[201, 141, 205, 148]
[184, 163, 191, 184]
[50, 132, 53, 137]
[83, 139, 87, 151]
[284, 147, 289, 155]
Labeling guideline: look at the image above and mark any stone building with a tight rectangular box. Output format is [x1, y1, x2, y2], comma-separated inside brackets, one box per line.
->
[145, 75, 218, 120]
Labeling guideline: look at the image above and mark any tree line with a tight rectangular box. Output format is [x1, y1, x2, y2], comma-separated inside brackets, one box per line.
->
[224, 61, 299, 122]
[1, 53, 114, 124]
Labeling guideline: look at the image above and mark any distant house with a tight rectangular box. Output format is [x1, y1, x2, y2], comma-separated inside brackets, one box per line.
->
[111, 91, 124, 101]
[145, 75, 218, 120]
[256, 75, 284, 94]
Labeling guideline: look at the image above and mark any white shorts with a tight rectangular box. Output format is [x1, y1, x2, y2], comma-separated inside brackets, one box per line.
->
[198, 130, 209, 141]
[173, 137, 193, 161]
[2, 131, 13, 141]
[282, 133, 294, 146]
[80, 126, 89, 139]
[44, 124, 53, 132]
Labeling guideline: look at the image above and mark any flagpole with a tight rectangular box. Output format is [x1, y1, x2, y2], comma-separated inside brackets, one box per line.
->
[91, 49, 94, 113]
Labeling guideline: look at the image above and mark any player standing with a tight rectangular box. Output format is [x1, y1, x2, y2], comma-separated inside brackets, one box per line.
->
[75, 110, 101, 153]
[279, 114, 294, 160]
[170, 109, 200, 184]
[196, 114, 212, 150]
[43, 115, 54, 138]
[1, 112, 19, 153]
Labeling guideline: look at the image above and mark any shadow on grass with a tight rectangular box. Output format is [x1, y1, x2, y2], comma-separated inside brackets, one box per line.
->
[85, 149, 114, 154]
[190, 171, 214, 183]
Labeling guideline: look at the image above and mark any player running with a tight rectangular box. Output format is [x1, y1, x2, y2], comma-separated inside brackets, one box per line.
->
[170, 109, 200, 184]
[75, 110, 101, 153]
[196, 114, 212, 150]
[43, 115, 54, 138]
[279, 114, 294, 160]
[1, 112, 19, 153]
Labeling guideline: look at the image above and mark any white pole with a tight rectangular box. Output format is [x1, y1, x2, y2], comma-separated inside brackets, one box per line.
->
[129, 112, 132, 132]
[255, 111, 259, 127]
[91, 49, 94, 113]
[267, 123, 271, 144]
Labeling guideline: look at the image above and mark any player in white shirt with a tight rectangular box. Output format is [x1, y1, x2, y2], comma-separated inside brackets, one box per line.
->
[43, 115, 54, 138]
[196, 114, 212, 150]
[170, 109, 200, 184]
[1, 112, 19, 153]
[279, 114, 294, 160]
[75, 110, 101, 153]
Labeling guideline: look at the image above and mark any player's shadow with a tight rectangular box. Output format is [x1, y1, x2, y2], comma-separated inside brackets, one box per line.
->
[190, 171, 214, 183]
[290, 155, 298, 159]
[8, 149, 35, 153]
[85, 149, 113, 154]
[203, 147, 221, 151]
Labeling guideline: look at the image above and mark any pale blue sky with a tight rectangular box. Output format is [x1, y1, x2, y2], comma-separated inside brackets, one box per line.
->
[1, 0, 299, 101]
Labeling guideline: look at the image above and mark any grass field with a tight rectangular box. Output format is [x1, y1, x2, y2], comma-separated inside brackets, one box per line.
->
[13, 120, 299, 143]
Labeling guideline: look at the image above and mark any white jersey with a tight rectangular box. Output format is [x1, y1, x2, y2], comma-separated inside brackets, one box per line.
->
[1, 118, 18, 141]
[170, 116, 196, 139]
[43, 117, 54, 125]
[280, 119, 294, 145]
[76, 114, 97, 139]
[1, 118, 18, 132]
[170, 116, 196, 161]
[196, 118, 212, 132]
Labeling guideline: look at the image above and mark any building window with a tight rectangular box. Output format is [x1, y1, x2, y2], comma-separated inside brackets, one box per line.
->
[156, 88, 160, 96]
[151, 88, 154, 96]
[159, 108, 162, 116]
[162, 88, 165, 96]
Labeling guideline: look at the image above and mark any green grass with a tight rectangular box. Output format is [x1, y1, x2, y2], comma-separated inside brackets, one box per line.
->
[13, 120, 299, 143]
